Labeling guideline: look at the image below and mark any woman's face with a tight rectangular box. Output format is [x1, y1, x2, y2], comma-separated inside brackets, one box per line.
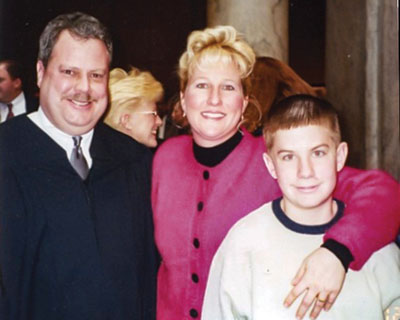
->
[123, 100, 162, 148]
[181, 60, 248, 147]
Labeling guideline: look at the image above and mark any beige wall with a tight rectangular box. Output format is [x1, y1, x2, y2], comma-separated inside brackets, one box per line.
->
[326, 0, 399, 179]
[207, 0, 289, 62]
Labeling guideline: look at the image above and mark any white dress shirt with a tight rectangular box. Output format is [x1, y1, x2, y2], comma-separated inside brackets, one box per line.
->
[28, 107, 94, 167]
[0, 91, 27, 123]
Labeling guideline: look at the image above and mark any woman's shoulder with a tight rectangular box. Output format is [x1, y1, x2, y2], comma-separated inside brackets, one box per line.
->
[238, 129, 267, 154]
[154, 135, 192, 159]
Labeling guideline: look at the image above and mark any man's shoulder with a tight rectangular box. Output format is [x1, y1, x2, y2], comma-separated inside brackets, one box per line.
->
[0, 116, 42, 168]
[0, 114, 33, 140]
[93, 123, 152, 162]
[24, 93, 39, 113]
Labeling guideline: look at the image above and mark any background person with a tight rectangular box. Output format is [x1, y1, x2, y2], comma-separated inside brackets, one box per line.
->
[0, 12, 157, 320]
[151, 25, 400, 320]
[104, 67, 163, 148]
[0, 59, 37, 122]
[245, 56, 322, 133]
[202, 94, 400, 319]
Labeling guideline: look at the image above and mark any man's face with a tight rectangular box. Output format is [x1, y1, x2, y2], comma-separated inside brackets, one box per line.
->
[0, 63, 21, 103]
[37, 30, 110, 136]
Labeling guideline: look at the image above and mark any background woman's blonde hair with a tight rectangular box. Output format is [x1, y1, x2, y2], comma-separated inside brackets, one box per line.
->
[104, 67, 163, 128]
[174, 25, 259, 130]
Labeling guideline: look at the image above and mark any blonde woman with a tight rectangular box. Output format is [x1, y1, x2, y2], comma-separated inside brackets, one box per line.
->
[104, 67, 163, 147]
[151, 25, 400, 319]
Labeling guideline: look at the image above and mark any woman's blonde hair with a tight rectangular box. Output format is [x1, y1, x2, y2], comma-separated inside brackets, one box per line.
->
[104, 67, 163, 128]
[174, 25, 258, 130]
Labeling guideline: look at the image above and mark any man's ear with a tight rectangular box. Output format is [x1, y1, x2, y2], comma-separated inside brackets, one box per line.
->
[263, 152, 278, 179]
[36, 61, 45, 88]
[13, 78, 22, 90]
[336, 142, 348, 172]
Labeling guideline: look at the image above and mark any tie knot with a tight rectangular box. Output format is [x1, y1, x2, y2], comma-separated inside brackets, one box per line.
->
[70, 136, 88, 179]
[72, 136, 83, 148]
[7, 103, 13, 111]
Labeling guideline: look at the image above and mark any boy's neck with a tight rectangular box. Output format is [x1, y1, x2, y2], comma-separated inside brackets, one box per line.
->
[280, 197, 337, 226]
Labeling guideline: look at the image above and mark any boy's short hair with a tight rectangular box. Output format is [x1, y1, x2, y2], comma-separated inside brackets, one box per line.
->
[263, 94, 341, 150]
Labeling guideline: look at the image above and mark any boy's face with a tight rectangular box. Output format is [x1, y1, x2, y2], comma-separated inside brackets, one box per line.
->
[263, 124, 348, 211]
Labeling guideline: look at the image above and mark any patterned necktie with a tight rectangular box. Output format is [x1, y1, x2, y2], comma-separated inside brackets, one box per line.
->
[6, 103, 14, 120]
[70, 136, 89, 179]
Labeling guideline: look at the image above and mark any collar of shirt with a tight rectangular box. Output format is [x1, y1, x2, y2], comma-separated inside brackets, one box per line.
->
[0, 91, 26, 122]
[28, 107, 94, 168]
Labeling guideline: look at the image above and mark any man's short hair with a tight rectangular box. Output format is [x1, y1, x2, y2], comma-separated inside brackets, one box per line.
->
[263, 94, 341, 150]
[0, 59, 23, 81]
[38, 12, 112, 67]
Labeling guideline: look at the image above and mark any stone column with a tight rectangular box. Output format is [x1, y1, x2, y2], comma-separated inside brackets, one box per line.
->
[326, 0, 399, 179]
[207, 0, 289, 62]
[374, 0, 399, 179]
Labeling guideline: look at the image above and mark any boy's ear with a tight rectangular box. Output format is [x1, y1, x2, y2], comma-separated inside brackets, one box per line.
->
[263, 152, 278, 179]
[336, 142, 348, 172]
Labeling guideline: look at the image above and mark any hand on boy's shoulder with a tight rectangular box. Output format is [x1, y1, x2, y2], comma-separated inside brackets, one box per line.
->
[284, 247, 345, 320]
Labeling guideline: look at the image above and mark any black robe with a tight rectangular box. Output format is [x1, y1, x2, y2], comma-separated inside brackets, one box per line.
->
[0, 116, 157, 320]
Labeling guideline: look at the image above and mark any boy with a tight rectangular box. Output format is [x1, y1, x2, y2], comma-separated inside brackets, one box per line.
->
[201, 95, 400, 319]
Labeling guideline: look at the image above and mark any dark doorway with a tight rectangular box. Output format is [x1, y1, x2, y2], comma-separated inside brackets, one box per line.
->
[289, 0, 326, 86]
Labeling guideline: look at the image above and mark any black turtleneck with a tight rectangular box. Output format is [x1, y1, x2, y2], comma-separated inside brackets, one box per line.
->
[193, 131, 243, 167]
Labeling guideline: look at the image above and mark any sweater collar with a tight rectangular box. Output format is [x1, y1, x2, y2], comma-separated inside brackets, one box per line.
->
[193, 130, 243, 167]
[272, 197, 345, 235]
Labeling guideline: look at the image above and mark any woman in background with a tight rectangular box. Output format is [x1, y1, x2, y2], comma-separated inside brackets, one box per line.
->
[104, 67, 163, 147]
[245, 56, 322, 132]
[151, 25, 400, 320]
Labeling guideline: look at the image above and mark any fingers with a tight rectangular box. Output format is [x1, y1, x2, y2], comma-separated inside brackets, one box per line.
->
[285, 247, 345, 318]
[294, 290, 339, 319]
[284, 279, 307, 308]
[291, 262, 306, 286]
[323, 291, 338, 311]
[309, 293, 328, 319]
[285, 286, 339, 319]
[294, 288, 319, 320]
